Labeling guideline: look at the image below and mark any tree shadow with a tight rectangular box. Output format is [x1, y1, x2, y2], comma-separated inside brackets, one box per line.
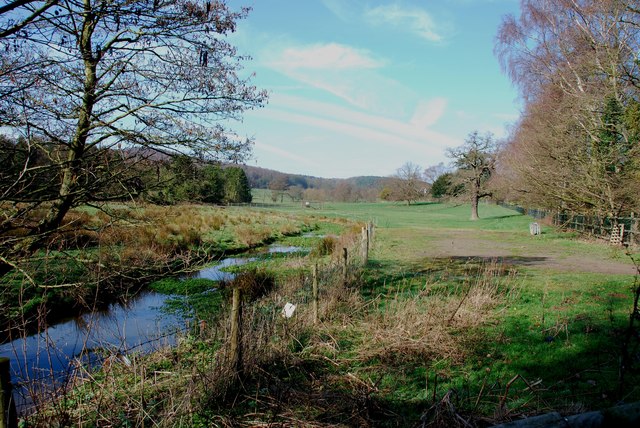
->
[482, 213, 525, 220]
[444, 255, 549, 267]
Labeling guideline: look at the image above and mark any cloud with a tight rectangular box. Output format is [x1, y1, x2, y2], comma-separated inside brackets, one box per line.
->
[365, 4, 445, 43]
[263, 42, 415, 115]
[265, 94, 458, 152]
[253, 140, 313, 165]
[410, 98, 448, 128]
[268, 43, 382, 71]
[321, 0, 353, 21]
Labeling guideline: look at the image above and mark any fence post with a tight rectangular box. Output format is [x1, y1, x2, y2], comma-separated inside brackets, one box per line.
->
[342, 248, 348, 286]
[0, 357, 17, 428]
[312, 264, 319, 324]
[361, 226, 369, 263]
[229, 288, 242, 376]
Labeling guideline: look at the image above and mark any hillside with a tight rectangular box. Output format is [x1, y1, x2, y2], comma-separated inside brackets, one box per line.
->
[240, 164, 392, 191]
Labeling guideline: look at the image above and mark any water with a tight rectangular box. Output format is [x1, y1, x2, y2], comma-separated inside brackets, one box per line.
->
[0, 290, 182, 411]
[191, 245, 307, 282]
[0, 244, 305, 412]
[190, 255, 256, 282]
[268, 245, 306, 253]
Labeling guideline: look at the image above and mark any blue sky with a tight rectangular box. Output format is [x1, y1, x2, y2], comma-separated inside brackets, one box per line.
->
[226, 0, 522, 178]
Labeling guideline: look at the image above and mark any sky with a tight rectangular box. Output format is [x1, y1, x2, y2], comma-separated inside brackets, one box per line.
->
[225, 0, 522, 179]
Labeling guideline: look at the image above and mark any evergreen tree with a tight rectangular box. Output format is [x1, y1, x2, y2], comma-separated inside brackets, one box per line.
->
[224, 167, 252, 203]
[199, 165, 225, 204]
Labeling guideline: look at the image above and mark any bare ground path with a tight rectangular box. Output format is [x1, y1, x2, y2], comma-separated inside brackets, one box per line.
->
[395, 228, 637, 275]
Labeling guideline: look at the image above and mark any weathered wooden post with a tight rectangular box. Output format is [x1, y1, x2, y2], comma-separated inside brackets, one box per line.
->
[342, 247, 348, 286]
[229, 287, 242, 376]
[0, 358, 17, 428]
[312, 264, 319, 324]
[361, 226, 369, 263]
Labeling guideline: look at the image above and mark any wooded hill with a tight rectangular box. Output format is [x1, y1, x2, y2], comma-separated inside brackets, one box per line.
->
[240, 164, 393, 202]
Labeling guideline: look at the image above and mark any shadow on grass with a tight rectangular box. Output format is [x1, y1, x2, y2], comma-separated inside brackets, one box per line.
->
[482, 213, 524, 220]
[410, 201, 440, 207]
[476, 314, 640, 414]
[203, 354, 428, 427]
[436, 255, 548, 267]
[358, 255, 640, 422]
[361, 258, 426, 298]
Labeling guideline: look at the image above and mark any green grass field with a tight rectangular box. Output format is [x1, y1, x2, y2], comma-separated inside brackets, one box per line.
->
[247, 197, 640, 423]
[35, 198, 640, 426]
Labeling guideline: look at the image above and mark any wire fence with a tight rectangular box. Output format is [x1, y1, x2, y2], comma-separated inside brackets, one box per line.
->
[1, 222, 375, 423]
[498, 202, 640, 246]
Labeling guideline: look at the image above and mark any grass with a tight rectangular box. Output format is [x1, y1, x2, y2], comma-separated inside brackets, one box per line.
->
[246, 200, 640, 422]
[24, 199, 640, 426]
[0, 203, 318, 340]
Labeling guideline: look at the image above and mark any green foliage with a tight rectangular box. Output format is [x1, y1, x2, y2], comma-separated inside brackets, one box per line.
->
[199, 165, 225, 203]
[223, 166, 252, 203]
[430, 172, 463, 198]
[146, 157, 252, 205]
[149, 277, 216, 295]
[596, 95, 625, 173]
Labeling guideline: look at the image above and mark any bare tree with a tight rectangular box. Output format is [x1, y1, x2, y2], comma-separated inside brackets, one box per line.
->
[447, 131, 496, 220]
[0, 0, 267, 276]
[495, 0, 640, 217]
[383, 162, 425, 205]
[0, 0, 58, 38]
[423, 162, 449, 185]
[269, 175, 289, 203]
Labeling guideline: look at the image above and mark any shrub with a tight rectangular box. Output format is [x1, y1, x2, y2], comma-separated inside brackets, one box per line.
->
[222, 269, 276, 302]
[312, 235, 338, 257]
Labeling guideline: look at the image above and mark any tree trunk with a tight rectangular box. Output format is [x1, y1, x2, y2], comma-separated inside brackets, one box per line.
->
[29, 2, 98, 250]
[470, 179, 480, 220]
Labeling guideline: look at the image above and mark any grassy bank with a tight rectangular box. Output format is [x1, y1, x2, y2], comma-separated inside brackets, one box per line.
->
[0, 203, 318, 340]
[25, 201, 640, 426]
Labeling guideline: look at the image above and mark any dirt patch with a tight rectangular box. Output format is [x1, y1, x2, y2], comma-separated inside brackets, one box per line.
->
[421, 230, 636, 275]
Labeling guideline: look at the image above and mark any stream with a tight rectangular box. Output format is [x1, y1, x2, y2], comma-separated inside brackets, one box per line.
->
[0, 244, 305, 413]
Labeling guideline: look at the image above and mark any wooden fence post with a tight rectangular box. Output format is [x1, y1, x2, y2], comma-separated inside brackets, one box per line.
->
[361, 226, 369, 263]
[312, 264, 319, 324]
[342, 248, 348, 286]
[229, 288, 242, 376]
[0, 357, 17, 428]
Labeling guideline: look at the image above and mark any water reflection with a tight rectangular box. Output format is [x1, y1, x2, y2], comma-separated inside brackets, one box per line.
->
[0, 243, 307, 413]
[0, 291, 182, 412]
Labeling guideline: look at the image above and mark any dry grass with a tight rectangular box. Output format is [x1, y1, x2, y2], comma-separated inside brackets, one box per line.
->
[234, 224, 272, 247]
[22, 215, 370, 426]
[357, 261, 518, 367]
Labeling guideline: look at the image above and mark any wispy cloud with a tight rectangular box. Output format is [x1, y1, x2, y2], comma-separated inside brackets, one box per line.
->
[410, 98, 448, 128]
[253, 140, 313, 165]
[268, 43, 382, 71]
[265, 94, 458, 152]
[321, 0, 354, 21]
[365, 4, 446, 43]
[263, 42, 414, 115]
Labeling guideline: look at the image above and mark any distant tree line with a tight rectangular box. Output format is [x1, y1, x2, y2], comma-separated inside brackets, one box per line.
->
[242, 165, 388, 203]
[146, 155, 252, 205]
